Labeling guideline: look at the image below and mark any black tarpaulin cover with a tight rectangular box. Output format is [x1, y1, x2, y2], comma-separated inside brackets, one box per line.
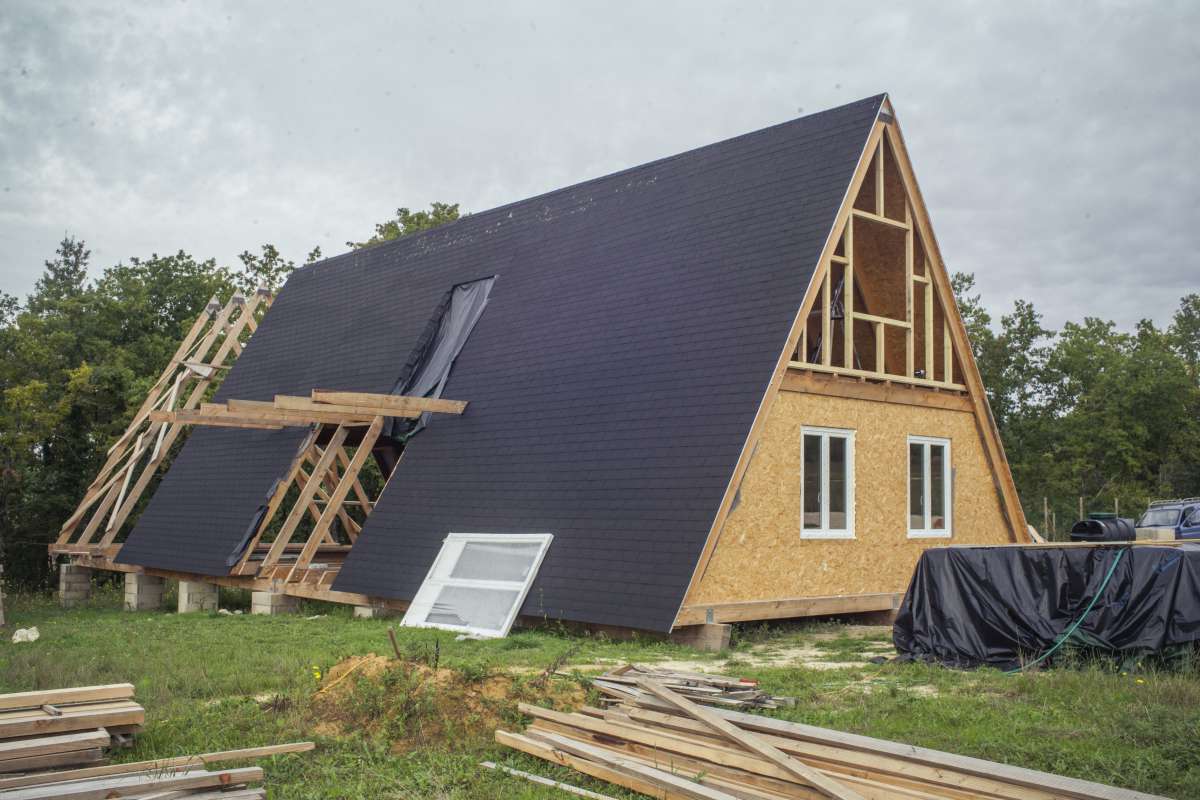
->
[894, 544, 1200, 670]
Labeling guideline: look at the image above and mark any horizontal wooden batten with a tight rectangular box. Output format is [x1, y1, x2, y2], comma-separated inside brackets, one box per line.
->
[310, 389, 468, 416]
[781, 370, 973, 412]
[851, 311, 910, 329]
[788, 361, 967, 392]
[675, 592, 898, 627]
[850, 208, 909, 230]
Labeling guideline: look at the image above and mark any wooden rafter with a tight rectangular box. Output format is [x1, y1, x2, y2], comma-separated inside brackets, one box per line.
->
[52, 289, 273, 556]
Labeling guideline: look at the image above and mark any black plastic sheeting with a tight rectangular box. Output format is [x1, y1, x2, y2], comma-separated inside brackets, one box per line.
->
[894, 544, 1200, 670]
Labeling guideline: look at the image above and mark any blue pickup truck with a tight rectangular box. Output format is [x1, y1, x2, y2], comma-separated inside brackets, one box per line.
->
[1136, 498, 1200, 540]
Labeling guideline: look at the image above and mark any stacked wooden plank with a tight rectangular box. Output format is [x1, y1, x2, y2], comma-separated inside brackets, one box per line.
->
[0, 685, 143, 775]
[0, 742, 313, 798]
[593, 665, 795, 710]
[498, 674, 1171, 800]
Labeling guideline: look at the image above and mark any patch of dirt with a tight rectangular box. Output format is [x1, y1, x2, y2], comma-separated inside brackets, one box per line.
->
[309, 654, 584, 751]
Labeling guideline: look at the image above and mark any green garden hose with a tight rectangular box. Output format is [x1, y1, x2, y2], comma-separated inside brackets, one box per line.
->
[1006, 547, 1126, 674]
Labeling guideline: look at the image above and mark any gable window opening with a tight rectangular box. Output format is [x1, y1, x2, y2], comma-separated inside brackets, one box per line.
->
[801, 426, 855, 539]
[909, 436, 952, 538]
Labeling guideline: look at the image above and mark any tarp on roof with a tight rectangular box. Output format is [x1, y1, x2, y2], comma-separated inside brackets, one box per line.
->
[118, 94, 885, 632]
[894, 544, 1200, 670]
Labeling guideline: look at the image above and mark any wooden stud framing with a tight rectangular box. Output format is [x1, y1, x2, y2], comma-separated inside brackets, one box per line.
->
[258, 425, 350, 573]
[904, 203, 915, 377]
[820, 268, 832, 366]
[679, 96, 1030, 626]
[286, 416, 384, 580]
[53, 290, 273, 557]
[842, 222, 854, 369]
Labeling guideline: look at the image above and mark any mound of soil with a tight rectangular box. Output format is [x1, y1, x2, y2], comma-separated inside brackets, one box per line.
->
[310, 654, 584, 751]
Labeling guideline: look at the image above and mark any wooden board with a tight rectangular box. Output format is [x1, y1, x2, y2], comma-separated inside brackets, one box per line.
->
[0, 686, 133, 713]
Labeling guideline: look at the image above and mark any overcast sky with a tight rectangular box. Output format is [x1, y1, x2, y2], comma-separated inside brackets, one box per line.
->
[1, 1, 1196, 331]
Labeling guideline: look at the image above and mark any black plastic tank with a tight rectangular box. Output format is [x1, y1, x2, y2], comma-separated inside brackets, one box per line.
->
[1069, 517, 1135, 542]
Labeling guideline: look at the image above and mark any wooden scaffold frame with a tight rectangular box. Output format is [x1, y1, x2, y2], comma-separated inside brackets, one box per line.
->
[51, 289, 274, 560]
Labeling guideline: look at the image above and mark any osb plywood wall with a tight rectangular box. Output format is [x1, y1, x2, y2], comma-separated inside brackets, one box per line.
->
[685, 390, 1013, 605]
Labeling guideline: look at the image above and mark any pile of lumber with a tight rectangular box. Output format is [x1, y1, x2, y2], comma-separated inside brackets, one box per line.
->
[593, 664, 794, 710]
[0, 684, 143, 775]
[0, 742, 313, 798]
[498, 674, 1170, 800]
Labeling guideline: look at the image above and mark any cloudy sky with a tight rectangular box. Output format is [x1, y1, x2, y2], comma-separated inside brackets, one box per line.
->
[1, 1, 1196, 330]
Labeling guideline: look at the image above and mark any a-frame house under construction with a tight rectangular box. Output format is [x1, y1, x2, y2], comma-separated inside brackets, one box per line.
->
[51, 94, 1028, 643]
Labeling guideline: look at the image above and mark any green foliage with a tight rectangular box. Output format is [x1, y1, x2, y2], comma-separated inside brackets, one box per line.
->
[346, 202, 461, 249]
[952, 273, 1200, 534]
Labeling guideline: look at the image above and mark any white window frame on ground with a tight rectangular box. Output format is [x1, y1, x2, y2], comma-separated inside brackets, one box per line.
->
[800, 426, 856, 540]
[400, 532, 553, 638]
[908, 435, 952, 538]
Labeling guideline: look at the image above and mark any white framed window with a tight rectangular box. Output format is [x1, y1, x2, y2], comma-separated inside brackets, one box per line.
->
[401, 532, 553, 637]
[908, 436, 952, 538]
[801, 426, 855, 539]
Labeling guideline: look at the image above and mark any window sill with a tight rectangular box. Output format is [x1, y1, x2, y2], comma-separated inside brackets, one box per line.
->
[908, 530, 952, 539]
[801, 530, 856, 540]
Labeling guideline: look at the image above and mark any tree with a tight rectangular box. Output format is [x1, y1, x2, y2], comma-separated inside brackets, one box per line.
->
[346, 202, 461, 249]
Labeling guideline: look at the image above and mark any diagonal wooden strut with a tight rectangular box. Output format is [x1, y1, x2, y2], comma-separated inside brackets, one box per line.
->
[54, 289, 273, 555]
[286, 416, 384, 581]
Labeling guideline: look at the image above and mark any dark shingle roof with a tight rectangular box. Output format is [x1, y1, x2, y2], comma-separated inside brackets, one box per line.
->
[118, 95, 883, 631]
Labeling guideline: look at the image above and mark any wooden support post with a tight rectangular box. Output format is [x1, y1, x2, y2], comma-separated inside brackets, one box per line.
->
[842, 220, 854, 369]
[821, 265, 831, 366]
[942, 317, 952, 383]
[924, 273, 934, 380]
[1079, 496, 1084, 522]
[258, 426, 349, 573]
[904, 204, 914, 378]
[873, 321, 884, 374]
[287, 417, 384, 580]
[1043, 497, 1050, 540]
[875, 138, 884, 216]
[233, 429, 321, 576]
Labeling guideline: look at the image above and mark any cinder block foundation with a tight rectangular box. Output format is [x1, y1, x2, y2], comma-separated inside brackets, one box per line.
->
[353, 603, 400, 619]
[669, 622, 732, 653]
[123, 573, 165, 611]
[58, 564, 93, 608]
[177, 580, 219, 613]
[251, 590, 299, 616]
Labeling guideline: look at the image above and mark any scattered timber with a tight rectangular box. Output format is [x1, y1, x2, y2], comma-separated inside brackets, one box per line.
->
[0, 742, 313, 798]
[497, 669, 1171, 800]
[0, 684, 143, 776]
[590, 664, 795, 710]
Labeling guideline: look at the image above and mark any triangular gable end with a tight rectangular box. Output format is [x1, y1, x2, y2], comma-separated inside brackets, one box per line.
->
[676, 96, 1029, 628]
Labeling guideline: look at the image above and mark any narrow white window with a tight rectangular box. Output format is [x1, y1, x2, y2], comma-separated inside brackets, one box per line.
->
[801, 426, 855, 539]
[401, 533, 553, 637]
[908, 436, 952, 538]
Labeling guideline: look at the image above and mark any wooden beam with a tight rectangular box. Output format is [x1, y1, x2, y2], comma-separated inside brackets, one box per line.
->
[287, 417, 384, 580]
[872, 320, 884, 373]
[820, 266, 831, 366]
[904, 200, 914, 377]
[925, 276, 935, 379]
[842, 220, 854, 369]
[787, 361, 967, 392]
[780, 370, 972, 412]
[852, 311, 910, 329]
[233, 431, 321, 576]
[874, 137, 884, 216]
[224, 399, 375, 425]
[675, 593, 898, 627]
[257, 425, 349, 573]
[310, 390, 468, 416]
[850, 208, 908, 231]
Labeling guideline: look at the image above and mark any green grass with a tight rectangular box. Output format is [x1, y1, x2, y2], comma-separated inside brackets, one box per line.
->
[2, 586, 1197, 798]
